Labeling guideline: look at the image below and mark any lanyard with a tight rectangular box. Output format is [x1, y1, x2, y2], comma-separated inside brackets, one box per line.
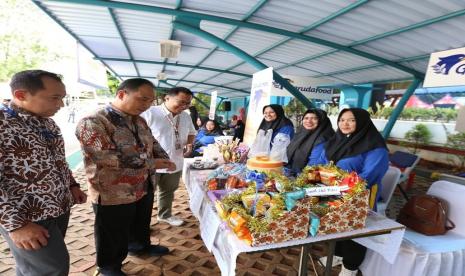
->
[163, 104, 182, 150]
[106, 106, 145, 150]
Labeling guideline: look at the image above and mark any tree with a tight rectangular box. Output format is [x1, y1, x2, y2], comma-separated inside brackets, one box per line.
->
[284, 98, 307, 127]
[446, 132, 465, 171]
[106, 71, 120, 95]
[0, 0, 68, 81]
[192, 93, 211, 116]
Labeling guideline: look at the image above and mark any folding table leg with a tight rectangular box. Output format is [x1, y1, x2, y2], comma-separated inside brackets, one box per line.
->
[298, 244, 309, 276]
[324, 241, 336, 276]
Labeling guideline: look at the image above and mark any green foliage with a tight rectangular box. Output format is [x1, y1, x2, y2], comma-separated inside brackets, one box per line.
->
[404, 124, 432, 154]
[284, 98, 307, 127]
[368, 103, 394, 119]
[0, 0, 67, 82]
[369, 104, 457, 122]
[106, 71, 120, 95]
[446, 132, 465, 171]
[192, 93, 211, 116]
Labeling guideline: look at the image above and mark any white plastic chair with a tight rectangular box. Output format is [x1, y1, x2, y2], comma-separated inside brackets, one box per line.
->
[361, 180, 465, 276]
[377, 166, 401, 216]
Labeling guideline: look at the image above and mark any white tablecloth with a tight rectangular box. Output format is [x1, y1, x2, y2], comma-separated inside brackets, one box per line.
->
[182, 160, 406, 276]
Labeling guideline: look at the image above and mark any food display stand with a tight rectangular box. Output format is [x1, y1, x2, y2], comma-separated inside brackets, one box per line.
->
[182, 159, 405, 276]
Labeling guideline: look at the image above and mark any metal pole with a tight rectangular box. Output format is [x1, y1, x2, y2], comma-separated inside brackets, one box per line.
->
[382, 78, 422, 139]
[173, 19, 315, 109]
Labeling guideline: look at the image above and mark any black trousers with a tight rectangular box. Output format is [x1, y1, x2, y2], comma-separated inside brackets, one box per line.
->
[335, 240, 367, 270]
[93, 188, 154, 270]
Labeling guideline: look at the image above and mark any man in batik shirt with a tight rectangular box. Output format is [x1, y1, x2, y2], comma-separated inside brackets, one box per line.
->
[76, 78, 175, 276]
[0, 70, 87, 276]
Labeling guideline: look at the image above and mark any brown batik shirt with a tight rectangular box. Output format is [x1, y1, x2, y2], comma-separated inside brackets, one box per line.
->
[0, 103, 76, 232]
[76, 105, 169, 205]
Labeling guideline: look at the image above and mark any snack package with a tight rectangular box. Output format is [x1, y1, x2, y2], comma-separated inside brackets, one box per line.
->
[241, 193, 271, 216]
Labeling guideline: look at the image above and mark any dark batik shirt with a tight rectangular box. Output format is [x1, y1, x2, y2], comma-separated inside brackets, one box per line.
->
[0, 104, 76, 231]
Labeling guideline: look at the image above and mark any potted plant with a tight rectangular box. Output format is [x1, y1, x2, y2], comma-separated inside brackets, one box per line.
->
[403, 124, 432, 154]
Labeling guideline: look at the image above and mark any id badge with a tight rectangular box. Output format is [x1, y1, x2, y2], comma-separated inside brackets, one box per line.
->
[140, 153, 147, 159]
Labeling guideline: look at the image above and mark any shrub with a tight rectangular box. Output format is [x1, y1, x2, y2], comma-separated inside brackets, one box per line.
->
[404, 124, 432, 154]
[446, 132, 465, 171]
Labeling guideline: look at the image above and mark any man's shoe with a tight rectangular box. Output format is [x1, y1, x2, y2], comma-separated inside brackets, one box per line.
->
[145, 244, 170, 256]
[94, 267, 126, 276]
[158, 216, 184, 226]
[128, 244, 169, 257]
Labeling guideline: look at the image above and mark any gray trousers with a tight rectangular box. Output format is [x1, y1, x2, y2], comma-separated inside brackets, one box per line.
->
[155, 171, 181, 219]
[0, 212, 70, 276]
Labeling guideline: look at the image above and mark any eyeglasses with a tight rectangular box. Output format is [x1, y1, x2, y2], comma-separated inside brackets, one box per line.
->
[173, 98, 191, 106]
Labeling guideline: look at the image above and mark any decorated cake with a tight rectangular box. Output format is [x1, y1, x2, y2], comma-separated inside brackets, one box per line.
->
[246, 156, 283, 173]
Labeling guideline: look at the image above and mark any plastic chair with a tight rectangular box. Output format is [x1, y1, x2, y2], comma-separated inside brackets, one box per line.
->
[377, 166, 401, 216]
[389, 151, 420, 200]
[361, 180, 465, 276]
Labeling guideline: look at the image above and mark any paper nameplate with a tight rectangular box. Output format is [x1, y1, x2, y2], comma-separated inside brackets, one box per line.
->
[305, 186, 341, 196]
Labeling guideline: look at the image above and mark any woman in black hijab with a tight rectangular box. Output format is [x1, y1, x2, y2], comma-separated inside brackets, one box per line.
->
[286, 109, 334, 173]
[313, 108, 389, 276]
[258, 104, 294, 141]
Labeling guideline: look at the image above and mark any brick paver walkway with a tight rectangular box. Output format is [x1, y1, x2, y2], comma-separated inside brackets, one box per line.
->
[0, 168, 433, 275]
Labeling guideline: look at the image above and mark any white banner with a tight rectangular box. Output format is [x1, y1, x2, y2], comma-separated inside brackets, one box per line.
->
[208, 91, 217, 120]
[424, 47, 465, 88]
[77, 43, 108, 89]
[271, 75, 333, 100]
[243, 68, 273, 145]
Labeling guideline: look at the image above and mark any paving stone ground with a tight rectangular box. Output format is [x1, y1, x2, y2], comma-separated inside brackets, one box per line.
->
[0, 168, 433, 275]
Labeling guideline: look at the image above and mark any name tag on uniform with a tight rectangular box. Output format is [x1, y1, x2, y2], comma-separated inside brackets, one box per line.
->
[140, 153, 148, 159]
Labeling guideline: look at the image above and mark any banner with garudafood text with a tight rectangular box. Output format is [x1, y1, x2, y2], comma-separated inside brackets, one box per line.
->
[243, 67, 273, 145]
[270, 75, 333, 100]
[424, 46, 465, 88]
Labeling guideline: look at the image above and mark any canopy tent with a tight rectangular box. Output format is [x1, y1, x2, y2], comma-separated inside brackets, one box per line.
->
[31, 0, 465, 138]
[405, 95, 433, 109]
[434, 94, 458, 105]
[31, 0, 465, 99]
[434, 93, 461, 109]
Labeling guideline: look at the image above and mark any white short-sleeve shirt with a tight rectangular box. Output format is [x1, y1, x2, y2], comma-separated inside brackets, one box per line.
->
[141, 104, 197, 173]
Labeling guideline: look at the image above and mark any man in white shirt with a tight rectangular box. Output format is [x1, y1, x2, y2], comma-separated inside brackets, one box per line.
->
[141, 87, 196, 226]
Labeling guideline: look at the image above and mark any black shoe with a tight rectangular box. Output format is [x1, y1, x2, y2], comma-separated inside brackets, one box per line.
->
[95, 267, 126, 276]
[128, 244, 169, 257]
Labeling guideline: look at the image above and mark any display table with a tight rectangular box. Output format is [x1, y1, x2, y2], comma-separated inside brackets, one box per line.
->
[182, 159, 406, 276]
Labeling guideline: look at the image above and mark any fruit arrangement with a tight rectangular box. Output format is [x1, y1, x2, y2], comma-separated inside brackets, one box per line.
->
[212, 181, 310, 246]
[207, 163, 370, 245]
[216, 139, 249, 163]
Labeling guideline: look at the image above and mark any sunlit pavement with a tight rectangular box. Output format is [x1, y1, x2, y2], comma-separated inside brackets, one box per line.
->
[0, 165, 432, 276]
